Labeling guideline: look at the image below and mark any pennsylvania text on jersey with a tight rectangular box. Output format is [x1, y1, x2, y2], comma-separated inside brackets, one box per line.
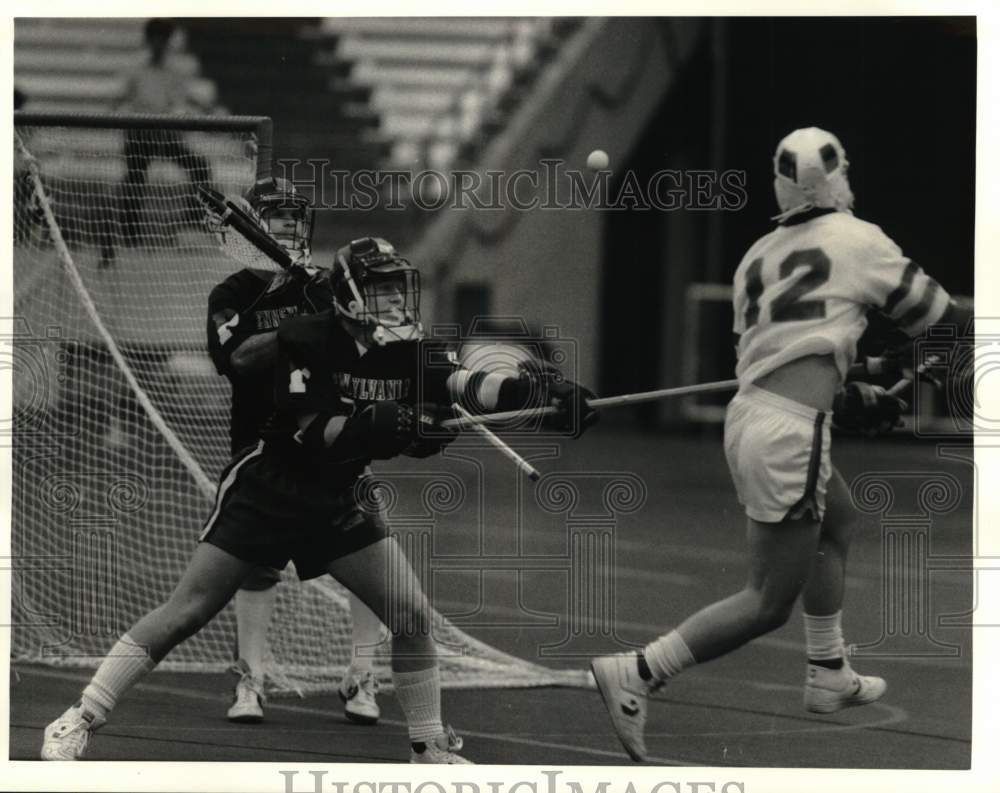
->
[335, 373, 411, 401]
[255, 306, 299, 330]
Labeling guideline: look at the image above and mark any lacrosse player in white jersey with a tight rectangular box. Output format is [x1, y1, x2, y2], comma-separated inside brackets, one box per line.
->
[592, 127, 973, 761]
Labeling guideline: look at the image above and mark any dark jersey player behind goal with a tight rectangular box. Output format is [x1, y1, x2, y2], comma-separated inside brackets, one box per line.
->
[205, 176, 384, 725]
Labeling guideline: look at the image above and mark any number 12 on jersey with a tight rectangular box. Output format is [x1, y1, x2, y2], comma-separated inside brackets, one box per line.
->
[744, 248, 831, 328]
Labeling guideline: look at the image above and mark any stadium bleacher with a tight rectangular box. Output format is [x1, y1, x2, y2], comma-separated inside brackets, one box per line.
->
[13, 19, 212, 114]
[14, 17, 577, 173]
[13, 17, 585, 249]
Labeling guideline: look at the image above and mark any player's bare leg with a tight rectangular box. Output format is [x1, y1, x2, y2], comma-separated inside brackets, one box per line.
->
[802, 468, 853, 615]
[592, 515, 820, 761]
[675, 515, 820, 659]
[326, 538, 470, 763]
[42, 543, 255, 759]
[800, 468, 886, 712]
[129, 543, 256, 659]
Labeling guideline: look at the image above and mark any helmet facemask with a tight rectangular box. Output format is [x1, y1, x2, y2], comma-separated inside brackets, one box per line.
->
[243, 177, 315, 269]
[333, 238, 423, 346]
[772, 128, 855, 223]
[254, 194, 315, 268]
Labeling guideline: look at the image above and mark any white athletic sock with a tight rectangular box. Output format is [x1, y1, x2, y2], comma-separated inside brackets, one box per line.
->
[348, 592, 385, 674]
[392, 666, 442, 743]
[81, 634, 156, 719]
[643, 630, 696, 682]
[235, 586, 278, 679]
[804, 610, 845, 662]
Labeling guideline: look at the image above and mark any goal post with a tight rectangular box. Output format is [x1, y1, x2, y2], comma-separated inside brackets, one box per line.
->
[11, 111, 588, 693]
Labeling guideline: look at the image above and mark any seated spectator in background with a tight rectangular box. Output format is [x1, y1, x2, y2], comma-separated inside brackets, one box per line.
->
[108, 18, 216, 261]
[118, 18, 214, 116]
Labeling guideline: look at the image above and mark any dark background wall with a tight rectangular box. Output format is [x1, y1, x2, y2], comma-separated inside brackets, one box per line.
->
[720, 17, 976, 294]
[602, 17, 976, 412]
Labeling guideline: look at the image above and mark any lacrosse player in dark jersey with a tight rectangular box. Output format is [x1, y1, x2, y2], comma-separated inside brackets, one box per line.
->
[206, 177, 384, 725]
[42, 235, 598, 763]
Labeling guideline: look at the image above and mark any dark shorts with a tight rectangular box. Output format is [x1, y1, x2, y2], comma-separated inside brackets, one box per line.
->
[199, 443, 387, 580]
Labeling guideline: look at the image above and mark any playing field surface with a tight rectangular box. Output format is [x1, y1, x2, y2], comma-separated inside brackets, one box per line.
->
[10, 429, 973, 767]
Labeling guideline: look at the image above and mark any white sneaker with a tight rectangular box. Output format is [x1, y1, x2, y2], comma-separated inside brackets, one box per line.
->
[804, 661, 887, 713]
[591, 653, 658, 762]
[227, 660, 265, 723]
[41, 704, 105, 760]
[410, 726, 473, 764]
[338, 669, 381, 725]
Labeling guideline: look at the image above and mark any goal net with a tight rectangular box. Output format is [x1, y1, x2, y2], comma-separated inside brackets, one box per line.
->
[11, 111, 588, 693]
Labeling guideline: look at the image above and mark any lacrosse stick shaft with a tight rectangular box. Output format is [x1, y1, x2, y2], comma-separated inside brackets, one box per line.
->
[588, 379, 740, 409]
[887, 354, 944, 398]
[887, 378, 913, 398]
[441, 379, 739, 430]
[198, 186, 293, 270]
[452, 403, 541, 481]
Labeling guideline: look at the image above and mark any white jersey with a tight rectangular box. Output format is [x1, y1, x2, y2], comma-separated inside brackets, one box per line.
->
[732, 210, 951, 388]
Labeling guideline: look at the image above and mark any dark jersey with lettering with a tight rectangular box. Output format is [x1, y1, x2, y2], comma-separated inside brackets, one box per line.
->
[264, 310, 458, 484]
[207, 269, 331, 455]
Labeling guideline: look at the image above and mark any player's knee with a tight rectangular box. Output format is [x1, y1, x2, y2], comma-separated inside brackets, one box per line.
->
[160, 610, 206, 644]
[384, 593, 432, 638]
[753, 597, 796, 633]
[817, 533, 849, 563]
[161, 593, 216, 642]
[240, 565, 281, 591]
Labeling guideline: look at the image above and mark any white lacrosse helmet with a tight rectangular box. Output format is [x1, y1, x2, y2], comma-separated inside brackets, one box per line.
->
[772, 127, 854, 222]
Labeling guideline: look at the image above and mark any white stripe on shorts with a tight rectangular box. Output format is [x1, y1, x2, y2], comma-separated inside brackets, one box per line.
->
[199, 441, 265, 541]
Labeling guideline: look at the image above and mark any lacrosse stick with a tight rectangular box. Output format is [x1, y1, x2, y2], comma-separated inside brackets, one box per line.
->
[888, 354, 945, 400]
[441, 379, 739, 431]
[198, 185, 296, 272]
[451, 403, 541, 481]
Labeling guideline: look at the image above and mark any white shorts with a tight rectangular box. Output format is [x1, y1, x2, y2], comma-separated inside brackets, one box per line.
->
[723, 385, 832, 523]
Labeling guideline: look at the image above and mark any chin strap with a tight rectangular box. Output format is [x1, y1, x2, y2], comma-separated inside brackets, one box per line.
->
[771, 201, 814, 223]
[339, 313, 424, 347]
[369, 321, 424, 346]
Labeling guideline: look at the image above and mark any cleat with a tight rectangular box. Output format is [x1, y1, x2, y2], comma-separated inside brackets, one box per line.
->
[227, 659, 265, 723]
[591, 653, 657, 762]
[338, 669, 381, 725]
[41, 704, 105, 760]
[804, 662, 887, 713]
[410, 726, 473, 764]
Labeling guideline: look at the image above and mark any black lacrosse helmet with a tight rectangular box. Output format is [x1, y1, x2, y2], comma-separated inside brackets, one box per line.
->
[243, 176, 314, 266]
[331, 237, 422, 345]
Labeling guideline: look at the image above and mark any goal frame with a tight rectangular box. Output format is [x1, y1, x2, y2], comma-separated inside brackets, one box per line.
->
[11, 110, 593, 693]
[13, 111, 273, 181]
